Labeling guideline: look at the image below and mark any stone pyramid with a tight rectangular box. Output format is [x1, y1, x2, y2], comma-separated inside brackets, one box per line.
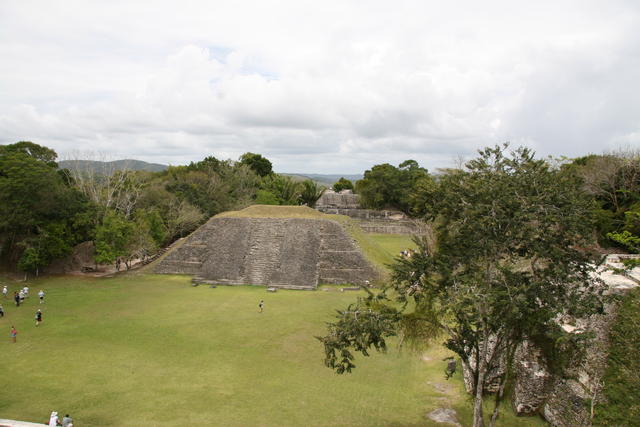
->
[154, 214, 378, 290]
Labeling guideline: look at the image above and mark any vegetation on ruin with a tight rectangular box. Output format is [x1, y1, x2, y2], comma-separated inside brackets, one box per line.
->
[214, 205, 416, 280]
[594, 287, 640, 426]
[319, 145, 605, 427]
[332, 176, 354, 192]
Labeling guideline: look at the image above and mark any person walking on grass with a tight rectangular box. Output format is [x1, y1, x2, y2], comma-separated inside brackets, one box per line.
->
[258, 299, 264, 313]
[0, 304, 4, 318]
[2, 285, 7, 299]
[14, 291, 20, 307]
[35, 309, 42, 326]
[61, 414, 73, 427]
[10, 325, 17, 343]
[38, 289, 45, 304]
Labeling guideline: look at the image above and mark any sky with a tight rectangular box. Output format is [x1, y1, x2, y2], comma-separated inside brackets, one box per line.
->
[1, 0, 639, 173]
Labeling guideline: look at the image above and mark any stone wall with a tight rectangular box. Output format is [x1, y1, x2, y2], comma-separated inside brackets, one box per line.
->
[358, 219, 422, 235]
[459, 259, 639, 426]
[154, 217, 378, 289]
[315, 189, 360, 209]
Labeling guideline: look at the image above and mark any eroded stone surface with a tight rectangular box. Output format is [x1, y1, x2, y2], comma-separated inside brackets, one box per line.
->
[155, 217, 378, 289]
[426, 408, 461, 426]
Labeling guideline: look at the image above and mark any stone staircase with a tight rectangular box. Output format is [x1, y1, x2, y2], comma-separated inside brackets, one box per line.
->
[155, 217, 378, 289]
[245, 219, 285, 285]
[317, 221, 375, 285]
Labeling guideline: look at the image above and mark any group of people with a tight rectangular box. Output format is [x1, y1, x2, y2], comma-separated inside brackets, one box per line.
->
[399, 248, 414, 258]
[2, 284, 47, 342]
[2, 284, 46, 307]
[48, 411, 73, 427]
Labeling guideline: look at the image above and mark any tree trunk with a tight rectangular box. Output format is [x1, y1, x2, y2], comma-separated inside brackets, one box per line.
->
[489, 373, 507, 427]
[472, 332, 490, 427]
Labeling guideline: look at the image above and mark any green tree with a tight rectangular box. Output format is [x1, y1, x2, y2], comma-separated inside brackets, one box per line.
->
[319, 145, 604, 427]
[239, 152, 273, 177]
[298, 179, 325, 208]
[0, 142, 93, 269]
[0, 141, 58, 167]
[259, 174, 300, 205]
[17, 222, 73, 276]
[254, 189, 280, 205]
[94, 211, 135, 265]
[356, 160, 430, 213]
[333, 177, 354, 192]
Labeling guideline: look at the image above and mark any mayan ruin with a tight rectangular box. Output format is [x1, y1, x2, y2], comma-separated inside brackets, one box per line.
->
[154, 207, 378, 289]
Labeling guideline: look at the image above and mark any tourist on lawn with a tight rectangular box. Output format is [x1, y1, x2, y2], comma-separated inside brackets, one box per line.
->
[38, 289, 45, 304]
[48, 411, 61, 427]
[61, 413, 73, 427]
[14, 291, 20, 306]
[19, 289, 25, 303]
[35, 309, 43, 326]
[0, 304, 4, 317]
[10, 325, 17, 343]
[2, 285, 7, 298]
[259, 299, 264, 313]
[23, 286, 29, 297]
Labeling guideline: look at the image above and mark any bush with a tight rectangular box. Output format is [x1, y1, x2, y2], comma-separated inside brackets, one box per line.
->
[594, 288, 640, 426]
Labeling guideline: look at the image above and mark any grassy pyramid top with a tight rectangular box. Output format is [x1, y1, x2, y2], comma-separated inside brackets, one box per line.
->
[216, 205, 336, 220]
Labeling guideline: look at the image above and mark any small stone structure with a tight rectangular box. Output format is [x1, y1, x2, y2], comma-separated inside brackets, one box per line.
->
[155, 217, 378, 289]
[315, 189, 360, 210]
[315, 189, 421, 235]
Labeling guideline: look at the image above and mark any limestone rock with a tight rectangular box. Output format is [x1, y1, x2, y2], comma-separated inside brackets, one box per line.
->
[155, 217, 378, 289]
[426, 408, 461, 426]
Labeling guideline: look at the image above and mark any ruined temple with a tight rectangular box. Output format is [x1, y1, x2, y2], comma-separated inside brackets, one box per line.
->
[316, 189, 422, 234]
[462, 255, 640, 426]
[154, 208, 378, 290]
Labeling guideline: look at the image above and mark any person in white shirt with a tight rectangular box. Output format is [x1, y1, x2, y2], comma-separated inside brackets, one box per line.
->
[48, 411, 59, 427]
[2, 285, 7, 299]
[39, 289, 45, 304]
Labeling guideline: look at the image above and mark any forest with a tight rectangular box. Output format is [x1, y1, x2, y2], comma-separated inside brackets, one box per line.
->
[1, 141, 639, 275]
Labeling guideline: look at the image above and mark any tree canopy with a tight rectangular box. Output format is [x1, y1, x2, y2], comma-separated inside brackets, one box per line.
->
[319, 145, 604, 427]
[355, 160, 432, 213]
[333, 177, 354, 192]
[239, 152, 273, 177]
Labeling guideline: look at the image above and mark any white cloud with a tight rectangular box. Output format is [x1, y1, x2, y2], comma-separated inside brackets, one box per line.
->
[0, 0, 639, 172]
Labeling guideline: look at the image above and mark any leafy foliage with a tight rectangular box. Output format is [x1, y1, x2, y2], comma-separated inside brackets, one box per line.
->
[94, 210, 135, 265]
[594, 288, 640, 426]
[568, 151, 640, 247]
[355, 160, 432, 213]
[320, 145, 605, 427]
[298, 179, 325, 208]
[239, 152, 273, 177]
[0, 142, 92, 270]
[333, 177, 354, 192]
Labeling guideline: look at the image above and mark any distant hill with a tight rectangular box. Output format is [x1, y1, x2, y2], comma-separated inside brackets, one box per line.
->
[281, 173, 363, 187]
[58, 160, 361, 184]
[59, 159, 169, 173]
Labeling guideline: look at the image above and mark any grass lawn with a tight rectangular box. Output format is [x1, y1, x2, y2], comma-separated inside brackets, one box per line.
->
[0, 274, 547, 426]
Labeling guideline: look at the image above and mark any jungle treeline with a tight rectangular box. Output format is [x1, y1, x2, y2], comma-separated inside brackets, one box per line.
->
[0, 141, 638, 273]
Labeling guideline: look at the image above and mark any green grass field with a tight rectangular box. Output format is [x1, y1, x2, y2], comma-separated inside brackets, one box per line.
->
[0, 273, 546, 426]
[0, 214, 547, 426]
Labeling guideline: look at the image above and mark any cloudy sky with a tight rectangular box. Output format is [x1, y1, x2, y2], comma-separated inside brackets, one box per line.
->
[1, 1, 639, 173]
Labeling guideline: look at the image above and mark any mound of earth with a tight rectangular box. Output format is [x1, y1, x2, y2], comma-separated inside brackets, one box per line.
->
[154, 206, 378, 289]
